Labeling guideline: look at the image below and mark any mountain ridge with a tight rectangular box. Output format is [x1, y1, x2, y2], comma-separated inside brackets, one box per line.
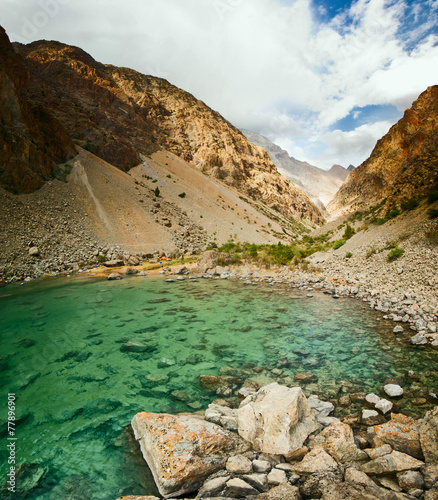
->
[329, 85, 438, 215]
[10, 36, 323, 224]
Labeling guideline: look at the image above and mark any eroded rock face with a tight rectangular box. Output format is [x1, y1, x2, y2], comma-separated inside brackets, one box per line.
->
[0, 27, 75, 193]
[237, 383, 319, 455]
[15, 39, 324, 224]
[131, 412, 250, 498]
[329, 85, 438, 215]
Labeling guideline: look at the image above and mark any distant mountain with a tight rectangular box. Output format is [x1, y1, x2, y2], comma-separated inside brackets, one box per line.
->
[241, 130, 349, 210]
[329, 85, 438, 215]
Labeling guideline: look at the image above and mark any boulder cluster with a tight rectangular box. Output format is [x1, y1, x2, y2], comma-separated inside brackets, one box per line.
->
[120, 383, 438, 500]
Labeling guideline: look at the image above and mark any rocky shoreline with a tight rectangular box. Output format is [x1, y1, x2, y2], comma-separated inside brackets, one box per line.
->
[116, 383, 438, 500]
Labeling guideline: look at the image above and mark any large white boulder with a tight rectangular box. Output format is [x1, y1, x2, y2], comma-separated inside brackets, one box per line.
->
[237, 383, 319, 455]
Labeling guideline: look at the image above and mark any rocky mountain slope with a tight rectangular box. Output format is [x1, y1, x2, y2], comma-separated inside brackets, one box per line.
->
[241, 129, 350, 211]
[0, 147, 299, 280]
[329, 86, 438, 215]
[11, 36, 323, 225]
[0, 26, 75, 193]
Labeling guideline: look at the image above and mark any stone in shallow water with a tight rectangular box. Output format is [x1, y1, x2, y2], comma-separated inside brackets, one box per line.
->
[131, 412, 250, 498]
[384, 384, 404, 397]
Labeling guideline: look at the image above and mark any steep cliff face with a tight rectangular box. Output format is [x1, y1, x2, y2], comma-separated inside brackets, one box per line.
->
[241, 129, 348, 209]
[329, 86, 438, 214]
[0, 28, 75, 193]
[15, 39, 323, 224]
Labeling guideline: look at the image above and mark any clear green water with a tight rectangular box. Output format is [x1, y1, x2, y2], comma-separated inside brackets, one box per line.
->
[0, 275, 437, 499]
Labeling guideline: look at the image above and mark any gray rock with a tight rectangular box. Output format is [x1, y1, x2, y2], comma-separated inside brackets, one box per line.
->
[108, 272, 122, 280]
[267, 468, 287, 485]
[241, 473, 269, 492]
[396, 470, 424, 492]
[291, 446, 338, 474]
[226, 454, 253, 474]
[375, 398, 393, 414]
[419, 406, 438, 462]
[410, 334, 428, 345]
[252, 459, 271, 473]
[225, 478, 259, 497]
[29, 246, 40, 256]
[344, 467, 377, 487]
[196, 476, 229, 498]
[393, 325, 404, 334]
[421, 463, 438, 489]
[308, 395, 335, 420]
[384, 384, 404, 398]
[301, 471, 343, 498]
[365, 445, 393, 459]
[254, 483, 301, 500]
[238, 383, 318, 455]
[220, 415, 238, 431]
[361, 451, 424, 475]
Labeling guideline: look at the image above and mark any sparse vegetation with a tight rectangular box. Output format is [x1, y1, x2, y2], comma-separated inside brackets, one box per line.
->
[428, 209, 438, 219]
[387, 246, 405, 262]
[401, 198, 419, 211]
[366, 247, 377, 258]
[343, 224, 355, 240]
[332, 239, 346, 250]
[154, 187, 160, 197]
[346, 252, 353, 259]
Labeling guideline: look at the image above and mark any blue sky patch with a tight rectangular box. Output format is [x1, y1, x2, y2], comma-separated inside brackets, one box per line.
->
[332, 104, 402, 132]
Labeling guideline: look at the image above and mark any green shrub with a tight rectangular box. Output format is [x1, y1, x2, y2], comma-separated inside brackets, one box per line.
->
[366, 247, 377, 258]
[346, 252, 353, 259]
[401, 199, 419, 211]
[332, 239, 346, 250]
[387, 246, 405, 262]
[428, 209, 438, 219]
[178, 192, 186, 198]
[154, 187, 160, 197]
[343, 224, 355, 240]
[387, 208, 401, 219]
[428, 191, 438, 204]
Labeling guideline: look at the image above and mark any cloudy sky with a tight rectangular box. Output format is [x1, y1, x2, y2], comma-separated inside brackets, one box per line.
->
[2, 0, 437, 169]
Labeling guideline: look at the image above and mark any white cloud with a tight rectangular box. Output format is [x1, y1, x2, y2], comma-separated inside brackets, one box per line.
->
[1, 0, 436, 170]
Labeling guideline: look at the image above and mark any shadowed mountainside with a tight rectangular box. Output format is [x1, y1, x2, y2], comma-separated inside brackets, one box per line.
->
[0, 26, 75, 193]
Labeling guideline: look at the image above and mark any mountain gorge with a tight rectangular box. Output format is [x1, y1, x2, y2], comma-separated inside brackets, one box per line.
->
[241, 129, 351, 213]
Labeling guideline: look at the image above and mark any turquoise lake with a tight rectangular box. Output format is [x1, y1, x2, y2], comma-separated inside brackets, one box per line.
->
[0, 274, 437, 499]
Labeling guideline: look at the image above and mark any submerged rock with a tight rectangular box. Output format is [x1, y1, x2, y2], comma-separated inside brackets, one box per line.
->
[238, 383, 319, 455]
[131, 411, 250, 498]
